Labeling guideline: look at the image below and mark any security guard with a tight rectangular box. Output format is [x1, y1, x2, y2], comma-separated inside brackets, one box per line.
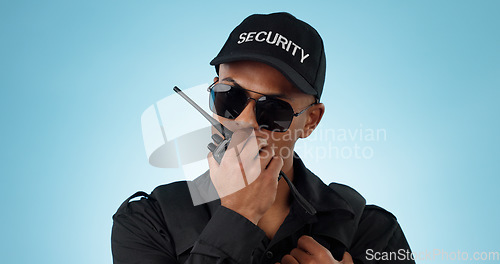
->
[111, 12, 415, 264]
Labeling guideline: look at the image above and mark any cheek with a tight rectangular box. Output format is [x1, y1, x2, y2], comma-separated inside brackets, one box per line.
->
[286, 118, 306, 140]
[265, 130, 298, 149]
[265, 131, 297, 158]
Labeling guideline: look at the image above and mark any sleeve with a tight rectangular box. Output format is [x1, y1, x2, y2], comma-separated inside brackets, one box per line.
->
[111, 195, 266, 264]
[349, 205, 415, 264]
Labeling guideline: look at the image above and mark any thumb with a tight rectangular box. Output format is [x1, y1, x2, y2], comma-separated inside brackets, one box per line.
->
[340, 251, 353, 264]
[207, 152, 219, 168]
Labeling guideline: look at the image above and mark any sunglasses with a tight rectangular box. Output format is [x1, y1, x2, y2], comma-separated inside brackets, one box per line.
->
[208, 82, 318, 132]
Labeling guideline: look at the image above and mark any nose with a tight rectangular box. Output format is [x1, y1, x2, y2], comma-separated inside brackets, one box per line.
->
[234, 99, 260, 130]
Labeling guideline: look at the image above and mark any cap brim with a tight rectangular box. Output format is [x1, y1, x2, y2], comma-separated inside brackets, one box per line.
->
[210, 53, 317, 96]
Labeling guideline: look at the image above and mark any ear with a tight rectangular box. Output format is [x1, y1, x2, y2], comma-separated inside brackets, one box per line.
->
[300, 103, 325, 139]
[213, 76, 219, 83]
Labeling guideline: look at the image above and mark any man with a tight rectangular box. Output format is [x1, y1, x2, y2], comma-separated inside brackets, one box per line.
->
[111, 12, 414, 264]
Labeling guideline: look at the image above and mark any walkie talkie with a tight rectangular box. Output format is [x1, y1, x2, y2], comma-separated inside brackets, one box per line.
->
[172, 86, 231, 164]
[173, 86, 316, 215]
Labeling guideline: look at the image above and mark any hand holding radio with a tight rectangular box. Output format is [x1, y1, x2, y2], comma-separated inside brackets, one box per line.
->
[173, 86, 316, 217]
[207, 128, 284, 224]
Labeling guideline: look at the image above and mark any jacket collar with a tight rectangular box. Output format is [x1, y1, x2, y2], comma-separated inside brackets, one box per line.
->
[291, 152, 354, 215]
[201, 153, 356, 216]
[289, 153, 361, 249]
[172, 152, 360, 256]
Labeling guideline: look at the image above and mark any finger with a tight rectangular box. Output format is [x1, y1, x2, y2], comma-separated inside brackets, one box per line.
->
[211, 134, 223, 144]
[297, 235, 324, 256]
[235, 130, 270, 162]
[264, 156, 284, 178]
[290, 248, 313, 263]
[258, 144, 275, 169]
[257, 143, 276, 163]
[227, 128, 254, 153]
[207, 152, 219, 169]
[212, 130, 259, 195]
[207, 142, 217, 153]
[222, 130, 260, 173]
[244, 148, 278, 185]
[340, 252, 354, 264]
[256, 137, 270, 157]
[245, 155, 282, 187]
[237, 137, 269, 184]
[280, 254, 299, 264]
[237, 134, 263, 162]
[231, 129, 268, 160]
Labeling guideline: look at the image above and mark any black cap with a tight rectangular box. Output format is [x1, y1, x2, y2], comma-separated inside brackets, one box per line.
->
[210, 12, 326, 100]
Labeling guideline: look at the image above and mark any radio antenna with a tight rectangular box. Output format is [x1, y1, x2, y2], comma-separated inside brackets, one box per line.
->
[173, 86, 232, 138]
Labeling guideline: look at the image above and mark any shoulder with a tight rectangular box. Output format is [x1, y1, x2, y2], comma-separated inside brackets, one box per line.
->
[326, 183, 402, 244]
[113, 181, 189, 216]
[362, 204, 397, 222]
[325, 182, 413, 259]
[328, 182, 366, 206]
[359, 204, 399, 236]
[357, 204, 399, 241]
[328, 182, 366, 223]
[111, 183, 191, 260]
[353, 204, 404, 251]
[112, 180, 216, 257]
[150, 181, 193, 205]
[327, 183, 397, 225]
[351, 205, 414, 262]
[113, 180, 215, 235]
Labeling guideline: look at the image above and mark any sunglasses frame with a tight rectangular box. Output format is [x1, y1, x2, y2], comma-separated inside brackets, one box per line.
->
[208, 82, 318, 132]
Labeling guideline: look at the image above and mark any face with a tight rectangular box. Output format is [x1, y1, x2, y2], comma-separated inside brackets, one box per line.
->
[212, 60, 325, 170]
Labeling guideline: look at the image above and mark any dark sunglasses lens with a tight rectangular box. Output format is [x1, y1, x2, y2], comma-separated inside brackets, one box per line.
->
[256, 98, 294, 132]
[209, 84, 248, 119]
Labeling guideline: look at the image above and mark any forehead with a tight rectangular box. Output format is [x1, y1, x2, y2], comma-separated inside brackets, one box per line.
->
[218, 61, 306, 101]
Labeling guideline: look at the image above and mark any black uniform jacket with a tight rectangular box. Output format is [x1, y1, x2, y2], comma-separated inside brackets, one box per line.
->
[111, 154, 415, 264]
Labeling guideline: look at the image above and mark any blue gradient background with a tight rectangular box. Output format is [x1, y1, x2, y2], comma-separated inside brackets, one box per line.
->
[1, 0, 498, 263]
